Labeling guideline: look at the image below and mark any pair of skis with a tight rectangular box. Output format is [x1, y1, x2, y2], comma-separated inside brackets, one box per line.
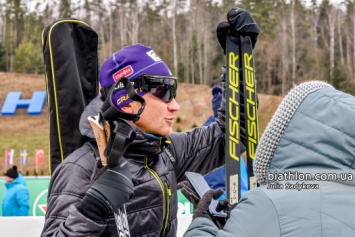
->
[225, 31, 259, 206]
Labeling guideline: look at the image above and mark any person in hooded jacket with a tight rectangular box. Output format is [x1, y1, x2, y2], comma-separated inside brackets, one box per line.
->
[183, 81, 355, 237]
[41, 8, 260, 237]
[2, 166, 30, 216]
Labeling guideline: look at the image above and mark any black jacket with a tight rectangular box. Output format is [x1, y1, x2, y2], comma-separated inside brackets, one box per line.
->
[41, 96, 226, 237]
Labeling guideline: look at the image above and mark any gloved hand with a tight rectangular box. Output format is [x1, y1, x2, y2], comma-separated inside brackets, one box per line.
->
[178, 180, 200, 207]
[217, 8, 260, 54]
[213, 198, 232, 229]
[178, 181, 232, 229]
[192, 188, 229, 221]
[77, 158, 134, 220]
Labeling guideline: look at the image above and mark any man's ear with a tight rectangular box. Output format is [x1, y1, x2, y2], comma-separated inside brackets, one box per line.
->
[121, 103, 134, 114]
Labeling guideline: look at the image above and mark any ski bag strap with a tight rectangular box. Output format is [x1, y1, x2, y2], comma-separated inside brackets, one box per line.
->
[104, 119, 136, 166]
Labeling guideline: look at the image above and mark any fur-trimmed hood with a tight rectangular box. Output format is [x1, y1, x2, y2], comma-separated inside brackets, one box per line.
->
[254, 81, 355, 186]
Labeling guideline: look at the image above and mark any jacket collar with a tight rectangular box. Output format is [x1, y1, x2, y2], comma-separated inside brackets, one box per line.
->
[125, 125, 170, 160]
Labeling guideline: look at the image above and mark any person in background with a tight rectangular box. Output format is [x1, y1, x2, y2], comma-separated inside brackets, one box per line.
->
[184, 81, 355, 237]
[2, 165, 30, 216]
[203, 85, 223, 127]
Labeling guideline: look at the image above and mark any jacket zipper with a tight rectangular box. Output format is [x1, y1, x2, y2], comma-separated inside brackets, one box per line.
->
[144, 157, 171, 234]
[164, 181, 171, 233]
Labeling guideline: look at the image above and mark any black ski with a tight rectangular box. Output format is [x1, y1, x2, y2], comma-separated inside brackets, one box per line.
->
[225, 32, 259, 206]
[225, 31, 242, 206]
[240, 35, 259, 190]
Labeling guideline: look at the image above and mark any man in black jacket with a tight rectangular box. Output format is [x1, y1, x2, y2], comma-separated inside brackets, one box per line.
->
[41, 8, 258, 237]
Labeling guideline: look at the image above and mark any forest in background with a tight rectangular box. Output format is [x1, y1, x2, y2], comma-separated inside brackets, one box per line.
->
[0, 0, 354, 96]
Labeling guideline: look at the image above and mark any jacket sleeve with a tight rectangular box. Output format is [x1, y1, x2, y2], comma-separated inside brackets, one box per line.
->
[41, 144, 107, 237]
[168, 81, 227, 181]
[169, 122, 225, 182]
[16, 187, 30, 216]
[183, 188, 281, 237]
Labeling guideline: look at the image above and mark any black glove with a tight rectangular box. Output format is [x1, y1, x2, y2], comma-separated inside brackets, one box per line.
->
[217, 8, 260, 54]
[195, 189, 231, 229]
[192, 188, 226, 219]
[77, 158, 134, 220]
[213, 198, 232, 229]
[178, 180, 200, 207]
[179, 181, 232, 229]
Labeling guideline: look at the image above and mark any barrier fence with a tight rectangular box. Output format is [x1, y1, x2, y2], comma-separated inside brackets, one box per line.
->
[0, 176, 193, 236]
[0, 176, 194, 216]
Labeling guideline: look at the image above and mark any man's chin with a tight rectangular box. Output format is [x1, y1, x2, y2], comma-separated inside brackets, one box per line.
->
[159, 128, 173, 137]
[138, 124, 173, 137]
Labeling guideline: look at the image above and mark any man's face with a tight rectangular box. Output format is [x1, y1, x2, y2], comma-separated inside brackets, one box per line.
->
[130, 92, 180, 136]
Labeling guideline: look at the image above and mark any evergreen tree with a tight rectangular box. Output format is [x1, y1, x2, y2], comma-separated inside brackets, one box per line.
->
[13, 41, 43, 74]
[0, 43, 7, 71]
[59, 0, 73, 18]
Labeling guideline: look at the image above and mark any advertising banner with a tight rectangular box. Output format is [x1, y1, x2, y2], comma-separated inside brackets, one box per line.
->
[0, 177, 193, 216]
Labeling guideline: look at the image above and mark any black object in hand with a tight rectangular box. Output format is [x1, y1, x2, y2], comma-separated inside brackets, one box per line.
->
[217, 8, 260, 54]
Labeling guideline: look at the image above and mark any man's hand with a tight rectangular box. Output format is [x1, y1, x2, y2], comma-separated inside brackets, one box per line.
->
[77, 158, 134, 220]
[178, 180, 200, 207]
[87, 158, 134, 210]
[217, 8, 260, 54]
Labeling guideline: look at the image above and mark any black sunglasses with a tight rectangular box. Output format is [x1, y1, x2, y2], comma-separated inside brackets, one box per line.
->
[131, 74, 178, 102]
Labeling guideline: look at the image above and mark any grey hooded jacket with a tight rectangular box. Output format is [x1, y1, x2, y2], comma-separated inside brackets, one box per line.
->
[41, 94, 227, 237]
[184, 81, 355, 237]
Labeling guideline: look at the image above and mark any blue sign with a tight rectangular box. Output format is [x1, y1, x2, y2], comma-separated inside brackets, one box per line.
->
[1, 91, 46, 116]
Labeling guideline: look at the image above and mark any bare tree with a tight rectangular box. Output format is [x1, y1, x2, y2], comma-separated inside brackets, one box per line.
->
[118, 1, 128, 48]
[160, 0, 179, 76]
[281, 19, 289, 94]
[353, 2, 355, 83]
[337, 9, 345, 65]
[320, 2, 337, 81]
[125, 1, 145, 44]
[291, 0, 296, 87]
[308, 0, 321, 71]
